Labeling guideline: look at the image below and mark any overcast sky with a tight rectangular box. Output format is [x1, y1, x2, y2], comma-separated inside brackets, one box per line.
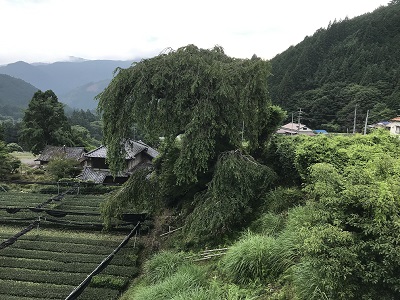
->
[0, 0, 389, 65]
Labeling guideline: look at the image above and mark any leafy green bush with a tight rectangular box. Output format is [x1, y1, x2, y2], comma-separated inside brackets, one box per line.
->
[288, 152, 400, 299]
[264, 135, 304, 185]
[6, 143, 23, 152]
[46, 156, 80, 180]
[0, 141, 21, 179]
[263, 186, 305, 213]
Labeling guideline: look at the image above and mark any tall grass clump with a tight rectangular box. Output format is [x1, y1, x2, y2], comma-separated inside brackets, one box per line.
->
[219, 232, 280, 284]
[170, 281, 257, 300]
[134, 264, 208, 300]
[143, 250, 188, 284]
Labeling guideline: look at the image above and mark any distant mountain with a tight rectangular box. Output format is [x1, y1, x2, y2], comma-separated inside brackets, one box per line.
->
[0, 74, 39, 119]
[0, 59, 136, 110]
[59, 80, 109, 110]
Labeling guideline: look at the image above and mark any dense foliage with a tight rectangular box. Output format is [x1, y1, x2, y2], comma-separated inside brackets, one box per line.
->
[19, 90, 74, 154]
[269, 2, 400, 131]
[98, 45, 284, 180]
[127, 131, 400, 300]
[68, 109, 103, 142]
[98, 45, 285, 235]
[259, 130, 400, 299]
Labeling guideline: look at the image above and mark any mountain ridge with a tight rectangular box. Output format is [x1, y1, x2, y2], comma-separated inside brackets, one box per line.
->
[0, 59, 137, 110]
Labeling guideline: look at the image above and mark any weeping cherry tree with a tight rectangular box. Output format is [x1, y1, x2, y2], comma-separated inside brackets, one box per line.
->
[97, 44, 285, 236]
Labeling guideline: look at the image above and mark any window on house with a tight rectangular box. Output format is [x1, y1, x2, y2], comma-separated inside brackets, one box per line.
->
[396, 126, 400, 134]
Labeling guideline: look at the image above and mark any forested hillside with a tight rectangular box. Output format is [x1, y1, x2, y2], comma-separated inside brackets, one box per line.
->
[0, 74, 38, 120]
[268, 1, 400, 132]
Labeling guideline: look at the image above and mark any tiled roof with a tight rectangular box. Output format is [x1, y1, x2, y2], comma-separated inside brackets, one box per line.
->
[77, 167, 130, 183]
[77, 167, 109, 183]
[35, 146, 85, 162]
[85, 145, 107, 158]
[135, 140, 159, 159]
[85, 140, 159, 160]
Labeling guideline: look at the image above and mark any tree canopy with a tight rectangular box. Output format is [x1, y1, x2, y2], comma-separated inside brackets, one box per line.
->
[20, 90, 73, 155]
[98, 45, 285, 183]
[98, 45, 286, 235]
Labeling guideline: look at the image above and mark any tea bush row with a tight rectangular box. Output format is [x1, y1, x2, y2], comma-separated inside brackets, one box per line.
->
[0, 279, 119, 300]
[0, 257, 137, 277]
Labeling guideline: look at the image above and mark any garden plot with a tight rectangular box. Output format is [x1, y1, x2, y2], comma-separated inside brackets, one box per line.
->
[0, 225, 139, 300]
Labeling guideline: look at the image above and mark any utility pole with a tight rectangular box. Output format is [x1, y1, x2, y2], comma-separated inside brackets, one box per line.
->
[297, 108, 302, 133]
[291, 112, 294, 135]
[363, 110, 369, 135]
[353, 104, 357, 134]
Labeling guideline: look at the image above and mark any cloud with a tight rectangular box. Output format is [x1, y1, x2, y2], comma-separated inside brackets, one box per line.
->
[0, 0, 389, 65]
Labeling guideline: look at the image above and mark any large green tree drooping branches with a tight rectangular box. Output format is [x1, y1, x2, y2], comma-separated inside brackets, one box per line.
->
[98, 45, 285, 184]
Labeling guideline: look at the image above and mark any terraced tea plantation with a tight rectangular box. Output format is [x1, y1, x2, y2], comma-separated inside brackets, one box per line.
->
[0, 192, 125, 228]
[0, 190, 141, 300]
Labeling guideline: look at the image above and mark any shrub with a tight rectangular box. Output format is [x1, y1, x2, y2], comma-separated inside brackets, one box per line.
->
[46, 156, 80, 180]
[263, 186, 305, 213]
[6, 143, 23, 152]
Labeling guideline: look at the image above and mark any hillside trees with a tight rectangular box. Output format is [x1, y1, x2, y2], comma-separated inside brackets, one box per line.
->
[20, 90, 74, 154]
[98, 45, 285, 236]
[268, 3, 400, 131]
[68, 109, 103, 142]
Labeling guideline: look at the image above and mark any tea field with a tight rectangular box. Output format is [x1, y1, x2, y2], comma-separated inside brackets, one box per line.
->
[0, 190, 142, 300]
